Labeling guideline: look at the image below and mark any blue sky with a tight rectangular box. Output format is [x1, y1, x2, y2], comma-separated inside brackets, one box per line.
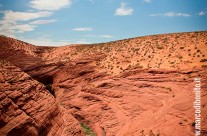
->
[0, 0, 206, 46]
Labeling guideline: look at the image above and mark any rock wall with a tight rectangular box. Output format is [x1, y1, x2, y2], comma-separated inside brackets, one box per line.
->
[0, 60, 82, 136]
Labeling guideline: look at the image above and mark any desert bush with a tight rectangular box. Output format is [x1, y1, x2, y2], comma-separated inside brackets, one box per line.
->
[191, 122, 195, 127]
[202, 65, 207, 68]
[156, 45, 164, 49]
[191, 35, 196, 38]
[178, 56, 183, 59]
[136, 63, 143, 68]
[179, 122, 183, 125]
[166, 87, 172, 91]
[169, 62, 175, 64]
[200, 59, 207, 62]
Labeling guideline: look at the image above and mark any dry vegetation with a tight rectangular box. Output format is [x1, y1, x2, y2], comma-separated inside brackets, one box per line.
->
[44, 31, 207, 75]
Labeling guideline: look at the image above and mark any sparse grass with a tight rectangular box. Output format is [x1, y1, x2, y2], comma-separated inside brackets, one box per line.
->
[80, 123, 96, 136]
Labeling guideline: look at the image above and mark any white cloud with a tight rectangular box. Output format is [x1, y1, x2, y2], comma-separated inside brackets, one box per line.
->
[16, 37, 90, 46]
[115, 2, 133, 16]
[0, 10, 53, 37]
[75, 39, 91, 44]
[0, 0, 68, 39]
[88, 0, 95, 4]
[0, 20, 36, 37]
[164, 12, 191, 17]
[151, 12, 191, 17]
[144, 0, 151, 3]
[72, 27, 93, 31]
[18, 37, 71, 46]
[30, 0, 72, 11]
[29, 20, 57, 24]
[100, 35, 113, 38]
[1, 10, 53, 22]
[86, 34, 113, 38]
[14, 24, 36, 33]
[0, 25, 16, 37]
[198, 11, 206, 16]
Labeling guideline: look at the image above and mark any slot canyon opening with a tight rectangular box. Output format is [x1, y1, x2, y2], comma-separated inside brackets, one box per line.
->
[33, 75, 56, 97]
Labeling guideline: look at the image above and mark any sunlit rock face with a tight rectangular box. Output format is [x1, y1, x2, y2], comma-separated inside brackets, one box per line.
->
[0, 31, 207, 136]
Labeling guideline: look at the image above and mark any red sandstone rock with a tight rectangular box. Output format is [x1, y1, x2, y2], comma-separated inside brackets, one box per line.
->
[0, 60, 82, 136]
[0, 31, 207, 136]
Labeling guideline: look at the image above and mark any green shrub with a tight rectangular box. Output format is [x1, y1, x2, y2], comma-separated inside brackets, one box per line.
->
[46, 84, 52, 92]
[80, 123, 96, 136]
[45, 84, 55, 97]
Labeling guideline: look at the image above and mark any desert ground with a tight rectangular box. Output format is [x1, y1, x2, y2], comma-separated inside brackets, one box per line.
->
[0, 31, 207, 136]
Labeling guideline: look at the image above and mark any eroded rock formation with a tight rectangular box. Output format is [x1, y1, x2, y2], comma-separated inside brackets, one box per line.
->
[0, 31, 207, 136]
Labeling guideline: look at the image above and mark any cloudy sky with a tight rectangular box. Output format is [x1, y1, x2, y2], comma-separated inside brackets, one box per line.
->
[0, 0, 206, 46]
